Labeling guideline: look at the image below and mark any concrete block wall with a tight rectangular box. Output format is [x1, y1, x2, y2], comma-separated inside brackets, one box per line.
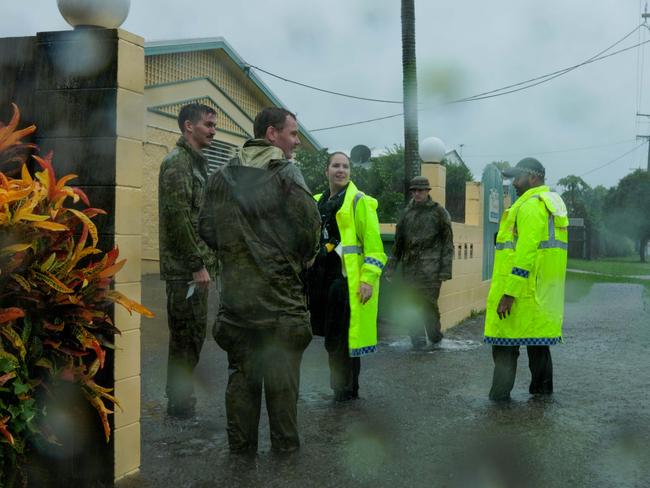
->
[142, 125, 179, 274]
[30, 28, 145, 482]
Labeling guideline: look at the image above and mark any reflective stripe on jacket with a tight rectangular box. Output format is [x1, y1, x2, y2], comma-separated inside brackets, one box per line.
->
[315, 181, 387, 356]
[484, 185, 568, 346]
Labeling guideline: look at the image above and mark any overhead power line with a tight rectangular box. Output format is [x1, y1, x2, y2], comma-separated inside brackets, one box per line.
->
[308, 25, 649, 132]
[464, 139, 638, 159]
[246, 65, 403, 104]
[579, 143, 645, 177]
[250, 24, 642, 108]
[450, 24, 644, 104]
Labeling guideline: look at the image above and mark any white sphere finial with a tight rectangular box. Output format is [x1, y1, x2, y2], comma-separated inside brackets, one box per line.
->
[58, 0, 131, 29]
[419, 137, 446, 164]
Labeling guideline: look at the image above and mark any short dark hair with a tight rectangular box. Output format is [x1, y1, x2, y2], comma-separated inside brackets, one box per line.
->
[327, 151, 350, 168]
[177, 103, 216, 133]
[253, 107, 296, 139]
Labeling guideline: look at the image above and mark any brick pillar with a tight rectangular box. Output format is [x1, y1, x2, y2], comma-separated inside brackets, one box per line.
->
[464, 181, 482, 226]
[421, 162, 446, 206]
[34, 28, 144, 482]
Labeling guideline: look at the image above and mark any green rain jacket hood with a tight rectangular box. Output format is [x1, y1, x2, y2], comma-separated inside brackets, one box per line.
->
[198, 139, 320, 329]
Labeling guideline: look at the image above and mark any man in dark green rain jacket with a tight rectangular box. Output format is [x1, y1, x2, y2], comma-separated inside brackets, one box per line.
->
[199, 107, 320, 453]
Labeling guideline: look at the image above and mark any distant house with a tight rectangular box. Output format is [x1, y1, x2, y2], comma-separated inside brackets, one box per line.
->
[141, 37, 322, 273]
[443, 149, 470, 222]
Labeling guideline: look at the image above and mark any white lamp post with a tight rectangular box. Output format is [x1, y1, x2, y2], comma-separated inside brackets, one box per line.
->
[418, 136, 447, 205]
[419, 136, 446, 164]
[57, 0, 131, 29]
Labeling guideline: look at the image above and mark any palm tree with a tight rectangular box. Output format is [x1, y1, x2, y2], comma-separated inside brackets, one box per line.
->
[401, 0, 419, 197]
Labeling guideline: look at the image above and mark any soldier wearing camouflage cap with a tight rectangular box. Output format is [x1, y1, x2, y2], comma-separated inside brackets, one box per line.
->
[158, 103, 218, 418]
[386, 175, 454, 349]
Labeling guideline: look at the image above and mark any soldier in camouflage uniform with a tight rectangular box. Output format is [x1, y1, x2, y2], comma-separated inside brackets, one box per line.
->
[199, 107, 320, 453]
[158, 103, 218, 418]
[386, 176, 454, 349]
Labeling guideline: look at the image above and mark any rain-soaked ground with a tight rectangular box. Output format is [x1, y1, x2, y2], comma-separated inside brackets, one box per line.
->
[119, 273, 650, 488]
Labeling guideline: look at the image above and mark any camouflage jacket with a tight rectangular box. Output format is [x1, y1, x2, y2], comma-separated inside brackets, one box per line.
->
[389, 197, 454, 286]
[198, 139, 320, 329]
[158, 137, 217, 281]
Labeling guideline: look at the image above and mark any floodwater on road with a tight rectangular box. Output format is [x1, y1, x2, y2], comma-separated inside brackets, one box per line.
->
[120, 274, 650, 488]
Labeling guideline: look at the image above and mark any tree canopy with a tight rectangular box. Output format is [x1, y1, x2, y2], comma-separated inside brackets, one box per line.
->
[294, 145, 474, 223]
[604, 169, 650, 262]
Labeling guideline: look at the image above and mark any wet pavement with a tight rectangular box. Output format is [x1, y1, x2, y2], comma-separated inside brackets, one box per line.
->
[119, 274, 650, 488]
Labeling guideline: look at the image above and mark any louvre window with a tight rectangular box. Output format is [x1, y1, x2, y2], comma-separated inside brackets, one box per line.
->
[204, 140, 238, 174]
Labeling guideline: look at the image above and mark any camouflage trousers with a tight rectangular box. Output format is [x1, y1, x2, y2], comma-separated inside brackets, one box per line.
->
[214, 322, 312, 452]
[165, 280, 208, 408]
[408, 281, 443, 347]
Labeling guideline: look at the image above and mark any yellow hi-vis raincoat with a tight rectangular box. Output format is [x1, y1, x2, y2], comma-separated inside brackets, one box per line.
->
[484, 185, 569, 346]
[315, 181, 387, 356]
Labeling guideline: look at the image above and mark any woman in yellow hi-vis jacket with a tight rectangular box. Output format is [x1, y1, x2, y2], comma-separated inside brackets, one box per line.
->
[484, 157, 568, 401]
[307, 152, 387, 402]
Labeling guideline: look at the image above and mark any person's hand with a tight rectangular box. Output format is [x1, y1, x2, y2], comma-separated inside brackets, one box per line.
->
[192, 267, 211, 289]
[497, 295, 514, 319]
[358, 282, 373, 304]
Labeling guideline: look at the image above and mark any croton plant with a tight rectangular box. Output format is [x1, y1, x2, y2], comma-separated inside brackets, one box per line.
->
[0, 104, 153, 482]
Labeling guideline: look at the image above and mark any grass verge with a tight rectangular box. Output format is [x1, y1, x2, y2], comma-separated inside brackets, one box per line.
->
[567, 256, 650, 277]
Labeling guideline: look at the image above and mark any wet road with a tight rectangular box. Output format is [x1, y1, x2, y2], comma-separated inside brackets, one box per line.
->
[119, 274, 650, 488]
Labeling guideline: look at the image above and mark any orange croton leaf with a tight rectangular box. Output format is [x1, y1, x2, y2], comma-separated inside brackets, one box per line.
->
[1, 243, 32, 254]
[66, 208, 98, 247]
[105, 247, 120, 266]
[72, 187, 90, 206]
[33, 152, 56, 197]
[0, 307, 25, 324]
[0, 371, 17, 387]
[43, 338, 62, 349]
[56, 173, 78, 189]
[0, 326, 27, 360]
[107, 290, 154, 318]
[90, 339, 105, 369]
[0, 104, 36, 153]
[59, 347, 88, 358]
[83, 207, 107, 218]
[43, 320, 65, 332]
[0, 416, 15, 446]
[10, 273, 31, 292]
[20, 162, 33, 184]
[98, 259, 126, 279]
[31, 221, 68, 232]
[0, 103, 21, 143]
[83, 390, 113, 443]
[34, 271, 74, 294]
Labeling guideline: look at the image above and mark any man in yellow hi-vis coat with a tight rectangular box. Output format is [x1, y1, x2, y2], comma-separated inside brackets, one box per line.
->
[484, 157, 568, 401]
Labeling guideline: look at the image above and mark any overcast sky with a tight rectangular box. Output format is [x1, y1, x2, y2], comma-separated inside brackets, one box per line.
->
[2, 1, 649, 188]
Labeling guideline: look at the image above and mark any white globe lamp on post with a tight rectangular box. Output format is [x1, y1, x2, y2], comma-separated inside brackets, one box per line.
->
[57, 0, 131, 29]
[419, 136, 446, 164]
[419, 136, 447, 205]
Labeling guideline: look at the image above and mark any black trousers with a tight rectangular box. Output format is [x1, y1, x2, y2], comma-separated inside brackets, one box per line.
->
[323, 278, 360, 397]
[214, 323, 312, 452]
[489, 345, 553, 401]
